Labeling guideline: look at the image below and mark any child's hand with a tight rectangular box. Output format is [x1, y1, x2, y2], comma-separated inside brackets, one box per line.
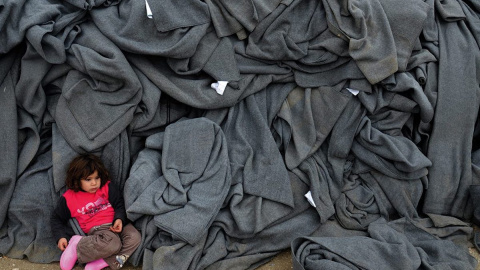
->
[58, 238, 68, 251]
[110, 219, 123, 233]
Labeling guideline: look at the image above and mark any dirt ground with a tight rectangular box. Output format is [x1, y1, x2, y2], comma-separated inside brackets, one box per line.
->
[1, 243, 479, 270]
[0, 249, 293, 270]
[471, 247, 480, 270]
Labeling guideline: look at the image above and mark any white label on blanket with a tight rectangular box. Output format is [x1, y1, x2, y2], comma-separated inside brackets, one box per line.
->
[346, 88, 359, 96]
[304, 191, 316, 207]
[211, 81, 228, 95]
[145, 0, 153, 18]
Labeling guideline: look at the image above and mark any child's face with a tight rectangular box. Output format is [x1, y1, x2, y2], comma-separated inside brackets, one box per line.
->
[80, 170, 101, 193]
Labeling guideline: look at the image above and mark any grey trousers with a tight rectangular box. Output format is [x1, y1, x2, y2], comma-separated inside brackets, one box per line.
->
[76, 223, 141, 269]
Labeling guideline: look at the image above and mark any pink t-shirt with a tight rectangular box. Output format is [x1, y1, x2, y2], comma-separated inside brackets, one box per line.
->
[63, 181, 115, 233]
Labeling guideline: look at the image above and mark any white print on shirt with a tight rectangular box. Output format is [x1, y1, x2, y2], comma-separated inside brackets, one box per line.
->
[77, 197, 112, 217]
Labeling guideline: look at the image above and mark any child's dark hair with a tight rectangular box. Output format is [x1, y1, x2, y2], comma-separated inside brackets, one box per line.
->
[65, 154, 110, 192]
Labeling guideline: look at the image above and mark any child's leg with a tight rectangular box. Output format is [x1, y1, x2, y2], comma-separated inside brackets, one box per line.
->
[60, 235, 83, 270]
[84, 258, 109, 270]
[76, 224, 122, 264]
[104, 223, 141, 269]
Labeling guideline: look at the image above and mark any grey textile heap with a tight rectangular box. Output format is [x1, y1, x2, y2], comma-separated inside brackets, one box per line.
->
[125, 117, 232, 246]
[292, 217, 476, 270]
[0, 0, 480, 269]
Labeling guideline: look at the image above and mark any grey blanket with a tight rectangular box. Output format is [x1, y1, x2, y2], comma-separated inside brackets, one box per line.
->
[292, 217, 477, 270]
[1, 0, 480, 269]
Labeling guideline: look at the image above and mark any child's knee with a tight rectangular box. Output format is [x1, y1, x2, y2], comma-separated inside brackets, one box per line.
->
[98, 231, 122, 251]
[131, 229, 141, 246]
[124, 224, 141, 247]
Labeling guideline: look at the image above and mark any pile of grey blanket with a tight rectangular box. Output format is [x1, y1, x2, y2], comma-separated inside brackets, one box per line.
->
[1, 0, 479, 269]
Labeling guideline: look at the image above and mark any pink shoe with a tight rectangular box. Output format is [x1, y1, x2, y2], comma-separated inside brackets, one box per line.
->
[84, 258, 109, 270]
[60, 235, 82, 270]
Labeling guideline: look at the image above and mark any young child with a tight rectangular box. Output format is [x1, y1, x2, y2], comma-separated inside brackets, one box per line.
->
[51, 154, 141, 270]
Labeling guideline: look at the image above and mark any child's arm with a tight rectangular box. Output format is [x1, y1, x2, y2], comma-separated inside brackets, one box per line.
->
[50, 196, 73, 250]
[57, 238, 68, 251]
[110, 218, 123, 233]
[108, 182, 127, 229]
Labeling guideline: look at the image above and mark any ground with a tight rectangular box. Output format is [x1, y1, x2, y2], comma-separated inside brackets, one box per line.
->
[0, 241, 479, 270]
[0, 249, 293, 270]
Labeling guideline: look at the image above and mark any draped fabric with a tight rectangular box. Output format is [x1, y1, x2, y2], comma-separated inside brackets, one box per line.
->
[0, 0, 479, 269]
